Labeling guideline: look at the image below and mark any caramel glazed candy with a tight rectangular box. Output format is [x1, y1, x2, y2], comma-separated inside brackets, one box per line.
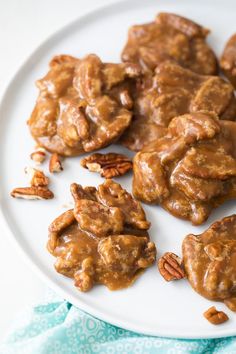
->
[120, 61, 236, 151]
[122, 12, 217, 75]
[47, 179, 156, 292]
[221, 33, 236, 88]
[183, 215, 236, 312]
[28, 54, 141, 156]
[133, 111, 236, 225]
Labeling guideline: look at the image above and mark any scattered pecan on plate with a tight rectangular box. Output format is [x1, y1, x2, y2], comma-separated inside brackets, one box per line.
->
[11, 167, 54, 200]
[80, 152, 132, 178]
[49, 153, 63, 173]
[30, 147, 47, 164]
[203, 307, 229, 325]
[158, 252, 185, 281]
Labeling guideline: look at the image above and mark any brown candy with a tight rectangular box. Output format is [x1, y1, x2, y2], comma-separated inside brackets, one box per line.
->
[183, 215, 236, 310]
[28, 54, 141, 156]
[122, 12, 217, 74]
[133, 112, 236, 224]
[121, 61, 236, 151]
[221, 33, 236, 88]
[47, 179, 156, 292]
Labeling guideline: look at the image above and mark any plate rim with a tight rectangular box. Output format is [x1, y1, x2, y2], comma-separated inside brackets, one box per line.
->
[0, 0, 236, 339]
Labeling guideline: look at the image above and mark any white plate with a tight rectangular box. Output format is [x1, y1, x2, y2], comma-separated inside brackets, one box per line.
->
[1, 0, 236, 339]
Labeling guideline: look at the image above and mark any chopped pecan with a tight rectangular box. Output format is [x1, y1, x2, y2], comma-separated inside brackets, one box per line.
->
[158, 252, 185, 281]
[72, 198, 124, 237]
[97, 179, 150, 230]
[30, 147, 46, 164]
[25, 167, 49, 187]
[49, 153, 63, 173]
[80, 153, 133, 178]
[11, 186, 54, 200]
[203, 306, 229, 325]
[74, 257, 94, 292]
[49, 209, 75, 234]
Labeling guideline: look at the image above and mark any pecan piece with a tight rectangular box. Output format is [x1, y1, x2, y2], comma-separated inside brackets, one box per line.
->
[30, 147, 46, 164]
[74, 257, 94, 292]
[224, 298, 236, 312]
[11, 187, 54, 200]
[119, 90, 133, 109]
[80, 153, 132, 178]
[25, 167, 49, 187]
[158, 252, 185, 281]
[49, 153, 63, 173]
[203, 306, 229, 325]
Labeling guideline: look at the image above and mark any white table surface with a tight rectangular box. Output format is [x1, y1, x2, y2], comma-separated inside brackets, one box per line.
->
[0, 0, 113, 337]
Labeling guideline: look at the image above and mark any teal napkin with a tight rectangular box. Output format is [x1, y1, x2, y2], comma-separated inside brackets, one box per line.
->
[1, 297, 236, 354]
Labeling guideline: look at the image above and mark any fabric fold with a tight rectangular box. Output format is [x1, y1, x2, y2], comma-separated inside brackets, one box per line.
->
[1, 299, 236, 354]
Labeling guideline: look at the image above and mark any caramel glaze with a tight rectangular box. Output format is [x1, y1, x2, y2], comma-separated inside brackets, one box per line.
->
[51, 221, 153, 290]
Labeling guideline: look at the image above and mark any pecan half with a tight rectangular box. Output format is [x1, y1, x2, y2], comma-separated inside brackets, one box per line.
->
[25, 167, 49, 187]
[30, 147, 46, 164]
[11, 187, 54, 200]
[203, 306, 229, 325]
[158, 252, 185, 281]
[49, 153, 63, 173]
[80, 153, 133, 178]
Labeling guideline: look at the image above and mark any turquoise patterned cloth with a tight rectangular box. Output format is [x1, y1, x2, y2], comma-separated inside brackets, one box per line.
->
[1, 298, 236, 354]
